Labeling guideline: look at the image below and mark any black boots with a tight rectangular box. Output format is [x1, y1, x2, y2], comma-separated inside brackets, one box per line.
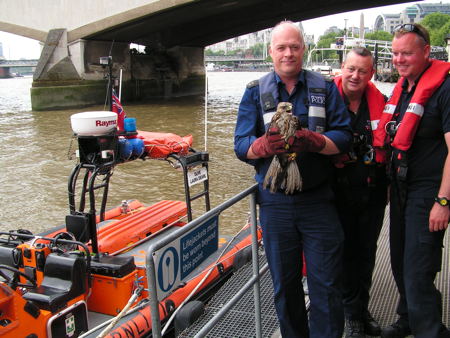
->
[363, 312, 381, 336]
[381, 318, 411, 338]
[345, 319, 366, 338]
[345, 312, 381, 338]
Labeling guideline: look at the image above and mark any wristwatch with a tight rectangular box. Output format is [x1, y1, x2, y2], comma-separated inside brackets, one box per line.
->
[434, 196, 449, 207]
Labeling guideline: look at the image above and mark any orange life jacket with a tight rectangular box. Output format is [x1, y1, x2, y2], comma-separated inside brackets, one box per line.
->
[373, 59, 450, 152]
[334, 76, 386, 163]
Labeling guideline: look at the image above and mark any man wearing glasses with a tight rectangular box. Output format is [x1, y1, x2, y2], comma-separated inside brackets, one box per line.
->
[374, 23, 450, 338]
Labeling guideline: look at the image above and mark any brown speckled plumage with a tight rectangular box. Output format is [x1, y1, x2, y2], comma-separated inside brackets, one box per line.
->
[263, 102, 303, 194]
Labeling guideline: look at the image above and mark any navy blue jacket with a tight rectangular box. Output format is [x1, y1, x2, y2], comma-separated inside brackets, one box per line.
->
[234, 70, 352, 191]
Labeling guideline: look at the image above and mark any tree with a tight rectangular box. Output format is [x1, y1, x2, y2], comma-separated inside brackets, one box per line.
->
[434, 21, 450, 47]
[365, 31, 392, 41]
[421, 12, 450, 31]
[316, 31, 343, 49]
[247, 43, 265, 58]
[204, 49, 225, 56]
[421, 12, 450, 46]
[313, 31, 344, 64]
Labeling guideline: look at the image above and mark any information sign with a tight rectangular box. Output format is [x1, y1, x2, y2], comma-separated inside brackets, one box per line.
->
[187, 166, 208, 187]
[153, 215, 219, 300]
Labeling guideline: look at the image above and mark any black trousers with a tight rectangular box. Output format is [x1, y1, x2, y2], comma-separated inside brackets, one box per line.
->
[259, 184, 344, 338]
[334, 184, 386, 320]
[390, 184, 447, 338]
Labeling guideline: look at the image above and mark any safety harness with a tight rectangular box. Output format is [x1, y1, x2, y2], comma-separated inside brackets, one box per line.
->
[373, 59, 450, 206]
[257, 70, 327, 133]
[374, 60, 450, 180]
[334, 76, 386, 164]
[374, 59, 450, 153]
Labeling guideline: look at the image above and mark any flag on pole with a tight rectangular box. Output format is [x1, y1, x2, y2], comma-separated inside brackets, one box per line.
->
[112, 89, 126, 132]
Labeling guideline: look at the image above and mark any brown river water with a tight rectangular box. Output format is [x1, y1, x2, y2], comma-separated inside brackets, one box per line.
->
[0, 73, 394, 236]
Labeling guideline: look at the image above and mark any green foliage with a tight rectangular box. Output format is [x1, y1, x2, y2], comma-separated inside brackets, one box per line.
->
[365, 31, 392, 41]
[227, 49, 244, 56]
[314, 31, 343, 63]
[316, 31, 343, 48]
[247, 43, 266, 57]
[432, 21, 450, 47]
[421, 12, 450, 46]
[204, 49, 225, 56]
[421, 12, 450, 31]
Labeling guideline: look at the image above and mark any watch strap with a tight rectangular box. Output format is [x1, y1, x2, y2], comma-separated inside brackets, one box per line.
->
[434, 196, 449, 207]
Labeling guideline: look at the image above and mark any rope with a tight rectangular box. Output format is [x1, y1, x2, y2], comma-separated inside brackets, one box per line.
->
[78, 299, 148, 338]
[96, 286, 143, 338]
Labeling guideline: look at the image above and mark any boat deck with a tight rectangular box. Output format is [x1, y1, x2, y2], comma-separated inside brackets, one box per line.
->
[180, 207, 450, 337]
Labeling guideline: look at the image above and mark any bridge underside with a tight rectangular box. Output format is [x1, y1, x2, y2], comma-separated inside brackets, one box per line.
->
[18, 0, 415, 110]
[84, 0, 415, 48]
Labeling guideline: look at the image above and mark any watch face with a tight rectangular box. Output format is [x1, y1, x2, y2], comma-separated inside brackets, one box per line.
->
[436, 197, 449, 206]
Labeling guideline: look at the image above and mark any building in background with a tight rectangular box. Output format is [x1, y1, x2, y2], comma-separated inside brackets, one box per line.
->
[374, 2, 450, 33]
[206, 22, 306, 56]
[207, 28, 271, 55]
[206, 3, 450, 55]
[324, 26, 342, 35]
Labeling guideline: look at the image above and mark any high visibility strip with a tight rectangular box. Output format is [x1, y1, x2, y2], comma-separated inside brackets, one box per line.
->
[263, 112, 275, 127]
[383, 104, 396, 115]
[308, 106, 326, 118]
[371, 119, 380, 131]
[406, 103, 424, 117]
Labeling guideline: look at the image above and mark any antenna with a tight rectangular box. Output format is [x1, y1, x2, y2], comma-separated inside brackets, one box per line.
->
[99, 40, 116, 111]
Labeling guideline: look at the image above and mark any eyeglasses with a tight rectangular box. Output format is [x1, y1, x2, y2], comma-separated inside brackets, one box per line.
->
[393, 24, 429, 44]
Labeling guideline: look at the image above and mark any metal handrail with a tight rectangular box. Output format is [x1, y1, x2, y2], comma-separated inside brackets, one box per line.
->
[145, 183, 263, 338]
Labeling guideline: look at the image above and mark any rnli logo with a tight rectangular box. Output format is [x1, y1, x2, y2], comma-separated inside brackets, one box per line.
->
[157, 247, 179, 292]
[406, 103, 424, 117]
[65, 314, 75, 337]
[311, 95, 325, 105]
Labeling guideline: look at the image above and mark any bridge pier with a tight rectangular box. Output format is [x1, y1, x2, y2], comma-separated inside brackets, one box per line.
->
[31, 29, 205, 111]
[0, 67, 12, 78]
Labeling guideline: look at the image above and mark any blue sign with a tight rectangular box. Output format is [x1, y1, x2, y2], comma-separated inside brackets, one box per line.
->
[157, 247, 180, 293]
[180, 216, 219, 279]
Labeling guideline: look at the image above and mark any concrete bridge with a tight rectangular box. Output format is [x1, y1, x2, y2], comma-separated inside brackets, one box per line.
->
[0, 0, 413, 110]
[0, 59, 38, 78]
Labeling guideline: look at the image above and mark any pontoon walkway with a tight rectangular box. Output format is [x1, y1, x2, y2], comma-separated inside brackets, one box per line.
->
[180, 206, 450, 337]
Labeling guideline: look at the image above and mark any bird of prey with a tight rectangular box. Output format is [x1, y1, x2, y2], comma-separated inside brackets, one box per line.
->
[263, 102, 302, 194]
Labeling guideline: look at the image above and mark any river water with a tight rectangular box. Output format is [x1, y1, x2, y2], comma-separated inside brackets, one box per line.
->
[0, 73, 394, 235]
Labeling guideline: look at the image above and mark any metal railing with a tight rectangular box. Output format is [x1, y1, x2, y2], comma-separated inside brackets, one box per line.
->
[205, 55, 266, 62]
[145, 183, 267, 338]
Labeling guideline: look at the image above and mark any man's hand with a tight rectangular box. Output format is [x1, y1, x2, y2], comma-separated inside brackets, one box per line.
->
[250, 127, 287, 158]
[429, 203, 450, 232]
[287, 129, 326, 153]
